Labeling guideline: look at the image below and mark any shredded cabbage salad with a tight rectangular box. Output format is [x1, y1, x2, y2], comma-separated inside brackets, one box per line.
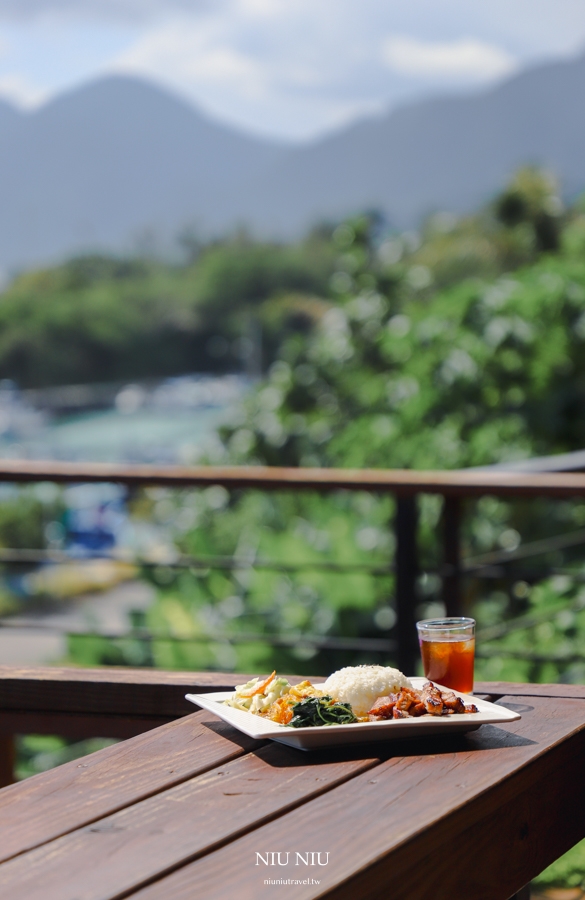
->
[224, 671, 291, 714]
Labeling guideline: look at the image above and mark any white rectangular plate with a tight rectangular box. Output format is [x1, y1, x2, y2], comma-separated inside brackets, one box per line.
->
[186, 678, 521, 751]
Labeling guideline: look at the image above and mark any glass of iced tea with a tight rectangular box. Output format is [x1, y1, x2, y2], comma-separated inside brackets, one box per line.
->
[416, 617, 475, 694]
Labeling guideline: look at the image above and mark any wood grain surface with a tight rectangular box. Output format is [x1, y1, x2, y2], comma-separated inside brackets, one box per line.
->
[1, 668, 575, 728]
[0, 666, 313, 722]
[0, 710, 175, 740]
[0, 666, 248, 719]
[474, 681, 585, 700]
[1, 684, 584, 900]
[0, 744, 377, 900]
[0, 711, 260, 864]
[126, 696, 585, 900]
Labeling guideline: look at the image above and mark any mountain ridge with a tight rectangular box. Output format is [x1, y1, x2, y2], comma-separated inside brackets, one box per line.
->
[246, 49, 585, 231]
[0, 53, 584, 270]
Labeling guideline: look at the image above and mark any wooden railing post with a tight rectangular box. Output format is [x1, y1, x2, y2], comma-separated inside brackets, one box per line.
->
[442, 496, 463, 617]
[0, 736, 15, 788]
[395, 495, 419, 674]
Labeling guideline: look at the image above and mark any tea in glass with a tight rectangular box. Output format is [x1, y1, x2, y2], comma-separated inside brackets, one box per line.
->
[416, 617, 475, 694]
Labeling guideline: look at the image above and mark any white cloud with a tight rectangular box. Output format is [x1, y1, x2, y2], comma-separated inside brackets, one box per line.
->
[237, 0, 280, 18]
[113, 18, 269, 108]
[0, 72, 47, 107]
[110, 11, 523, 139]
[110, 10, 359, 138]
[0, 1, 215, 24]
[383, 36, 517, 80]
[0, 0, 582, 139]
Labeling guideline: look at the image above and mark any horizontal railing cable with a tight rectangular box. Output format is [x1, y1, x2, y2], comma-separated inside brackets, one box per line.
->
[0, 618, 395, 654]
[463, 528, 585, 570]
[1, 524, 585, 576]
[0, 457, 585, 672]
[0, 547, 394, 575]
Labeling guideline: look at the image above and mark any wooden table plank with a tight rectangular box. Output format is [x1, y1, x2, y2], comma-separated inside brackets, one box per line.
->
[4, 670, 578, 722]
[0, 666, 313, 737]
[0, 711, 260, 864]
[0, 666, 249, 719]
[0, 744, 377, 900]
[0, 710, 177, 741]
[475, 681, 585, 700]
[125, 696, 585, 900]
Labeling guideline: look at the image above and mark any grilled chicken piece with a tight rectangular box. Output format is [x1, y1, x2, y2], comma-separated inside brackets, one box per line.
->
[421, 682, 444, 716]
[421, 681, 442, 698]
[395, 690, 415, 711]
[442, 692, 466, 714]
[401, 687, 422, 701]
[368, 695, 398, 719]
[368, 682, 478, 722]
[424, 697, 444, 716]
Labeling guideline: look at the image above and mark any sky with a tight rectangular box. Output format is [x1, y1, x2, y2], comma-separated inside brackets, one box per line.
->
[0, 1, 584, 142]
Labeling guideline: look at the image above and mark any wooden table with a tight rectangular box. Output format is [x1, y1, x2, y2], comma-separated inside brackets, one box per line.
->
[0, 679, 584, 900]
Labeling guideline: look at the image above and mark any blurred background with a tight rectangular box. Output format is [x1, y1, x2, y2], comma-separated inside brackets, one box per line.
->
[2, 3, 585, 888]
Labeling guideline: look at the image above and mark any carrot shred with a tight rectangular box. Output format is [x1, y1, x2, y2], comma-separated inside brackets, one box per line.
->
[240, 671, 277, 697]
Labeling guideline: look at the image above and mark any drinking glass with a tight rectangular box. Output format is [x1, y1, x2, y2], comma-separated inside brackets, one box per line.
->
[416, 617, 475, 694]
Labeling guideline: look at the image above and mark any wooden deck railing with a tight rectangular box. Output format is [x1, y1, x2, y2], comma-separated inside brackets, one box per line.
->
[3, 457, 585, 493]
[2, 665, 585, 791]
[2, 458, 585, 785]
[0, 666, 254, 788]
[3, 459, 585, 670]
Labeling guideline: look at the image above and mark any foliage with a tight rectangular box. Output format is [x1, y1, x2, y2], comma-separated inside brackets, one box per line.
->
[60, 171, 585, 685]
[64, 486, 395, 675]
[532, 838, 585, 891]
[15, 735, 117, 780]
[494, 167, 563, 254]
[474, 571, 585, 684]
[221, 224, 585, 471]
[0, 487, 63, 550]
[0, 485, 65, 614]
[0, 238, 335, 388]
[13, 172, 585, 888]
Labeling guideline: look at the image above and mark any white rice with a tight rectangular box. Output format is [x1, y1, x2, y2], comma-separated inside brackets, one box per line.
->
[322, 665, 413, 717]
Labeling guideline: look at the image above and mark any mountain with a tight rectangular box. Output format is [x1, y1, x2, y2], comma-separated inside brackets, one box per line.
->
[246, 50, 585, 233]
[0, 76, 283, 270]
[1, 52, 585, 269]
[0, 99, 21, 130]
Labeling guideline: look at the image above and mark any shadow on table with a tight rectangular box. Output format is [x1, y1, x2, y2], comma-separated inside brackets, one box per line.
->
[201, 718, 537, 770]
